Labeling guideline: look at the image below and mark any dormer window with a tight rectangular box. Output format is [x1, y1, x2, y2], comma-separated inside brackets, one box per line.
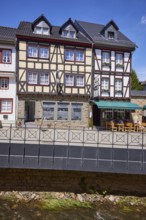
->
[62, 30, 76, 38]
[34, 26, 49, 35]
[60, 19, 78, 39]
[108, 31, 114, 39]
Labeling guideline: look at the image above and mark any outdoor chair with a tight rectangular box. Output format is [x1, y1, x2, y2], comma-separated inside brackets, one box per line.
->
[106, 121, 117, 131]
[124, 122, 135, 132]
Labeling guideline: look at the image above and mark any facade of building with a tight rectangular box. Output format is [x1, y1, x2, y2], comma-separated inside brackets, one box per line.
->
[0, 16, 139, 128]
[16, 15, 92, 128]
[76, 20, 140, 126]
[0, 26, 17, 125]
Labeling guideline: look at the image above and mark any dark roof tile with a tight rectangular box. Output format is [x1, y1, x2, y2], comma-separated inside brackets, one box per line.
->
[0, 26, 16, 42]
[17, 21, 90, 44]
[75, 20, 136, 49]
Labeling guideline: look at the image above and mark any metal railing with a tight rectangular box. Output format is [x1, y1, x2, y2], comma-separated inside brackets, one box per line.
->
[0, 125, 145, 149]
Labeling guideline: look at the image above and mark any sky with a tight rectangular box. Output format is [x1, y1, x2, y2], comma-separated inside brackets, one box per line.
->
[0, 0, 146, 81]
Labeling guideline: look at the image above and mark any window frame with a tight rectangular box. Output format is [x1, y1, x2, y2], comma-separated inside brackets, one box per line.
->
[0, 99, 13, 114]
[108, 31, 115, 40]
[115, 78, 123, 97]
[116, 53, 124, 66]
[102, 51, 110, 65]
[27, 71, 38, 85]
[42, 102, 83, 121]
[0, 49, 12, 64]
[57, 102, 69, 121]
[71, 103, 82, 120]
[34, 27, 50, 35]
[62, 30, 76, 38]
[65, 74, 74, 87]
[0, 77, 9, 90]
[39, 46, 49, 59]
[65, 48, 85, 62]
[75, 75, 85, 87]
[43, 102, 55, 120]
[101, 78, 109, 91]
[40, 72, 50, 85]
[27, 44, 49, 59]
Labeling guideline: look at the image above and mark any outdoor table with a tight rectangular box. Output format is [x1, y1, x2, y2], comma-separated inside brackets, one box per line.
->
[115, 123, 124, 132]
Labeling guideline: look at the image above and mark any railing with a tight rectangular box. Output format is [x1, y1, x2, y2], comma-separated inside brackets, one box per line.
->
[0, 125, 145, 149]
[0, 125, 146, 174]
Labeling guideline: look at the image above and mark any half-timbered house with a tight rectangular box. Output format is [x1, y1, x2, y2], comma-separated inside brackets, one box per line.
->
[16, 15, 92, 127]
[76, 20, 141, 126]
[0, 26, 17, 126]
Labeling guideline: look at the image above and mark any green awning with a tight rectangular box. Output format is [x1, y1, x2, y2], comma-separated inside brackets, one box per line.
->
[143, 105, 146, 110]
[91, 100, 142, 110]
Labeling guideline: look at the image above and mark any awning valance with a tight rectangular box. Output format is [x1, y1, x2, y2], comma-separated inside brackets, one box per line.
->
[91, 100, 142, 110]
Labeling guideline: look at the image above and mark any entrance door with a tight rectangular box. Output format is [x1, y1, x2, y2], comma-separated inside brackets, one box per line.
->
[93, 105, 101, 126]
[25, 101, 35, 122]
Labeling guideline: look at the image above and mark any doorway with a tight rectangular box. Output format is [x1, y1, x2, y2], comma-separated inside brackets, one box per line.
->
[93, 105, 101, 126]
[25, 101, 35, 122]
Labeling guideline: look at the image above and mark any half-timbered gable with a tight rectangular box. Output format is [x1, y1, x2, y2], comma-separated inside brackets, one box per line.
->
[16, 16, 92, 127]
[0, 26, 17, 125]
[76, 19, 138, 127]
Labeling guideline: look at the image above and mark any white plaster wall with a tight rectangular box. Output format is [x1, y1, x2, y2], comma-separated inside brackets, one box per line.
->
[0, 45, 16, 72]
[0, 77, 16, 124]
[0, 45, 16, 125]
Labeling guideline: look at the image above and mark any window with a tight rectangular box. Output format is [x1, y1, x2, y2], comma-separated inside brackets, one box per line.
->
[65, 74, 85, 87]
[28, 46, 38, 58]
[35, 27, 49, 35]
[43, 102, 55, 120]
[57, 103, 69, 120]
[42, 102, 82, 121]
[39, 47, 49, 59]
[28, 45, 49, 59]
[65, 75, 74, 86]
[102, 52, 110, 64]
[2, 50, 11, 63]
[65, 49, 74, 61]
[71, 103, 82, 120]
[0, 78, 9, 89]
[76, 76, 84, 87]
[116, 53, 123, 66]
[40, 73, 49, 85]
[115, 79, 122, 97]
[108, 31, 114, 39]
[62, 30, 76, 38]
[0, 100, 12, 113]
[28, 72, 38, 84]
[101, 78, 109, 91]
[103, 110, 113, 119]
[76, 50, 84, 62]
[65, 49, 85, 62]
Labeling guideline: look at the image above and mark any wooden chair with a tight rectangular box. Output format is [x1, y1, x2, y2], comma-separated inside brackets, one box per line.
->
[106, 121, 117, 131]
[124, 122, 135, 132]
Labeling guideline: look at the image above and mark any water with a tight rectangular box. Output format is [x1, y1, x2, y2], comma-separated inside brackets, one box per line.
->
[1, 198, 146, 220]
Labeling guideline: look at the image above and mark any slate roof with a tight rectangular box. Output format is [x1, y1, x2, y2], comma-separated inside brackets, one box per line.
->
[131, 90, 146, 97]
[0, 26, 16, 42]
[16, 20, 90, 44]
[75, 20, 136, 50]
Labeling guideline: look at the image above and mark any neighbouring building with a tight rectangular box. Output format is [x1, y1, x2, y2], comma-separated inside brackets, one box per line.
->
[76, 20, 141, 126]
[0, 26, 17, 126]
[16, 15, 92, 128]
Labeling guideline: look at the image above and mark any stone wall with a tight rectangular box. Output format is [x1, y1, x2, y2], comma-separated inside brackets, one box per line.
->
[17, 96, 90, 128]
[0, 169, 146, 195]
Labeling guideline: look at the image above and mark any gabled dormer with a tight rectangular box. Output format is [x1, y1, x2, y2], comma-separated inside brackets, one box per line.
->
[59, 18, 78, 39]
[32, 14, 52, 35]
[101, 20, 119, 40]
